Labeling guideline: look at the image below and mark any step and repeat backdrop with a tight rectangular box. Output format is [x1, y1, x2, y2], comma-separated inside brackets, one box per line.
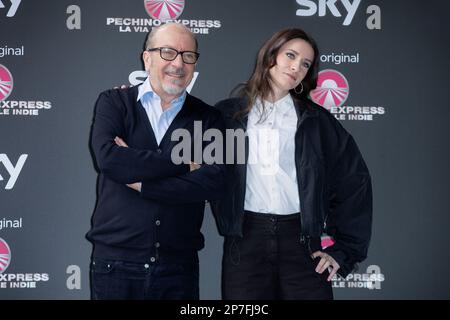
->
[0, 0, 449, 299]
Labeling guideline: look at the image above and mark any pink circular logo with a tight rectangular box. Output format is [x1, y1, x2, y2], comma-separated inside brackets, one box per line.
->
[0, 64, 14, 102]
[0, 238, 11, 274]
[310, 69, 349, 108]
[144, 0, 185, 22]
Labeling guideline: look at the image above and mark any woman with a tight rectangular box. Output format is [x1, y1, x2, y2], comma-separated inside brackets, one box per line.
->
[211, 28, 372, 300]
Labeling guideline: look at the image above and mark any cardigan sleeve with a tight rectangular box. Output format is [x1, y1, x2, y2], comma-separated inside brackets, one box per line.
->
[90, 90, 189, 184]
[139, 109, 226, 203]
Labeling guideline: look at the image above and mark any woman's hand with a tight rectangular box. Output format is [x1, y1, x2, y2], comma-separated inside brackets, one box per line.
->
[311, 251, 340, 281]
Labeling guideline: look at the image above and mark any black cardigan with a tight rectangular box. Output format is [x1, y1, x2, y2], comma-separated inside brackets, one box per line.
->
[87, 86, 225, 262]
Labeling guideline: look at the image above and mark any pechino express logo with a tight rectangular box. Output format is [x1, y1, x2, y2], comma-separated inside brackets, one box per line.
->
[0, 65, 53, 117]
[310, 69, 349, 108]
[310, 69, 386, 121]
[332, 264, 385, 290]
[0, 238, 50, 289]
[106, 0, 221, 35]
[0, 64, 13, 102]
[144, 0, 185, 22]
[0, 238, 11, 274]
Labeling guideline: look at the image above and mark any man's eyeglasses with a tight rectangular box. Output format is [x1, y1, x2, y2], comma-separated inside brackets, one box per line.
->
[147, 47, 199, 64]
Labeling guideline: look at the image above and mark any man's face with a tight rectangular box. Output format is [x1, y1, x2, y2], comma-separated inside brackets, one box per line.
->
[143, 25, 196, 100]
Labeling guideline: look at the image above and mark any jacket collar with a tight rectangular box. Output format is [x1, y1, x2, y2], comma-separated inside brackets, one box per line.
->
[157, 93, 198, 148]
[293, 97, 319, 118]
[224, 95, 320, 132]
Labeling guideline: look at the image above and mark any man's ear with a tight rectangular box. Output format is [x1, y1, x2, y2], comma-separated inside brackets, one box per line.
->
[142, 50, 151, 71]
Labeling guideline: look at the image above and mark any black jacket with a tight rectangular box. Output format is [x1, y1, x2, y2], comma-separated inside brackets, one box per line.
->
[87, 86, 225, 262]
[211, 97, 372, 277]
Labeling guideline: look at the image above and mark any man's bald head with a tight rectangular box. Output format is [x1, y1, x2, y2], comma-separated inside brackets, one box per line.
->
[144, 23, 198, 52]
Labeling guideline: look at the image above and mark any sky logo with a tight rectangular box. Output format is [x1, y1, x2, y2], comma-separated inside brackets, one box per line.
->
[0, 0, 22, 17]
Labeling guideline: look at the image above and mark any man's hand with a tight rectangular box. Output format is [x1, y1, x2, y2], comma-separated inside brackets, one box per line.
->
[311, 251, 340, 282]
[190, 161, 201, 172]
[126, 182, 142, 192]
[113, 84, 133, 89]
[114, 136, 128, 148]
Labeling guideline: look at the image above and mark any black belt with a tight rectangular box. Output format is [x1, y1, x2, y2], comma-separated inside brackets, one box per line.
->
[244, 210, 301, 222]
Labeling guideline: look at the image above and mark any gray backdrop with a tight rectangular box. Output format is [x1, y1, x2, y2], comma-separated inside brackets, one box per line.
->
[0, 0, 449, 299]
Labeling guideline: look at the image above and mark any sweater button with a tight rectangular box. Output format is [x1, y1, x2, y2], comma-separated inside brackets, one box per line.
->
[150, 257, 156, 262]
[157, 148, 162, 154]
[155, 242, 160, 248]
[155, 220, 161, 226]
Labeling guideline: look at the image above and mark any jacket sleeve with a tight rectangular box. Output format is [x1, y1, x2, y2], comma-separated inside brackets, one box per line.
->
[90, 90, 189, 184]
[139, 109, 226, 204]
[323, 130, 373, 278]
[140, 163, 225, 204]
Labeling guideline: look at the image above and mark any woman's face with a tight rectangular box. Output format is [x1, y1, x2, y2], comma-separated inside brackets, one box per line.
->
[269, 38, 315, 98]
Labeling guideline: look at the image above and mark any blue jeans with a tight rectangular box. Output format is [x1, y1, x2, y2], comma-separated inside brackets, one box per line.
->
[90, 255, 199, 300]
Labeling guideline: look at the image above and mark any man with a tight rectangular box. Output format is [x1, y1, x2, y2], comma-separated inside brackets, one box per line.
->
[87, 23, 225, 300]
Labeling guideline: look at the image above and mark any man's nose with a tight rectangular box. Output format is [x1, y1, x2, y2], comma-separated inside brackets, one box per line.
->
[171, 53, 185, 68]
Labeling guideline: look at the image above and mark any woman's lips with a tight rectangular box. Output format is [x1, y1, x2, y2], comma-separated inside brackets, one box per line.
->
[284, 73, 297, 81]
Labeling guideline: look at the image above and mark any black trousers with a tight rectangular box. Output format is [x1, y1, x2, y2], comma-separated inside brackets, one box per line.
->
[222, 211, 333, 300]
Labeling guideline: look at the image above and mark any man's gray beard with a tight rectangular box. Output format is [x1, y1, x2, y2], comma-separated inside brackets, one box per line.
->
[162, 81, 185, 96]
[162, 66, 187, 96]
